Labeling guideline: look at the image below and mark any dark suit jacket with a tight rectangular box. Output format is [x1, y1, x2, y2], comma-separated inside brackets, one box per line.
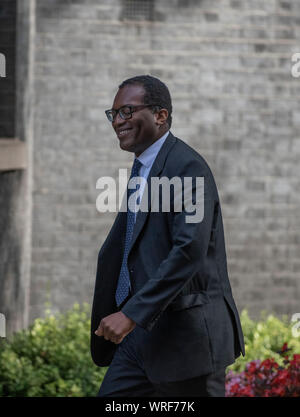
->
[90, 132, 245, 383]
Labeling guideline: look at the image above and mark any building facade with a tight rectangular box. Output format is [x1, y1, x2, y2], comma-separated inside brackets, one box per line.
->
[0, 0, 300, 334]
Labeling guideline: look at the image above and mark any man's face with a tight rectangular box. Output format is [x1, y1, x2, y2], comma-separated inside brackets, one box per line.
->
[111, 84, 165, 157]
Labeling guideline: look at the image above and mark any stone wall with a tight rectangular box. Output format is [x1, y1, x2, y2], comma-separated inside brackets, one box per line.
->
[23, 0, 300, 322]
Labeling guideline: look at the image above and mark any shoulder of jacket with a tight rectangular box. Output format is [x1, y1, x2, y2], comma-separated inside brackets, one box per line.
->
[167, 135, 213, 175]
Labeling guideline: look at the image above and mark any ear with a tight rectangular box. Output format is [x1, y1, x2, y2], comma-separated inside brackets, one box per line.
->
[154, 108, 168, 126]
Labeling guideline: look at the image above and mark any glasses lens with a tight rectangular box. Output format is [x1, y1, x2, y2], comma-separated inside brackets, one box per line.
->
[119, 106, 132, 120]
[105, 110, 114, 122]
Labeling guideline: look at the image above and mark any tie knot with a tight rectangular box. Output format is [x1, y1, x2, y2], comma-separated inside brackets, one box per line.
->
[130, 158, 142, 178]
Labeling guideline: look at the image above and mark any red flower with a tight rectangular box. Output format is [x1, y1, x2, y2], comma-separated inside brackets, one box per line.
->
[229, 383, 241, 395]
[271, 369, 290, 385]
[239, 386, 254, 397]
[260, 358, 278, 370]
[247, 361, 258, 374]
[290, 354, 300, 366]
[226, 344, 300, 397]
[270, 386, 286, 397]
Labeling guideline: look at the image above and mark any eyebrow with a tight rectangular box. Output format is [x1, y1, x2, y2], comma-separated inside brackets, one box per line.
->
[111, 104, 140, 111]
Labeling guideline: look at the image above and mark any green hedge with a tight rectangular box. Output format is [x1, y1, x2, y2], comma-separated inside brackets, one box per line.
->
[0, 304, 299, 396]
[0, 303, 106, 397]
[228, 309, 300, 373]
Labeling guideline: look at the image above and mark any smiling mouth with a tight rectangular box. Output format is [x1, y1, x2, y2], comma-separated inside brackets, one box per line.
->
[118, 128, 132, 137]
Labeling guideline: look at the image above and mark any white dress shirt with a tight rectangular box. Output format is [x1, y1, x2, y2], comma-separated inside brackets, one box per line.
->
[133, 130, 170, 220]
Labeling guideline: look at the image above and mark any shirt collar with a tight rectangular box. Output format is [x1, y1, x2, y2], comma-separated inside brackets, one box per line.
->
[136, 130, 170, 168]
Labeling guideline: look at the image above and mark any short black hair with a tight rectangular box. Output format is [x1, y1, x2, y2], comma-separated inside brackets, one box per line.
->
[118, 75, 172, 128]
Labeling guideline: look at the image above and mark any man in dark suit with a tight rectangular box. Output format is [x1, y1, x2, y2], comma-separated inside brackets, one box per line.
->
[91, 75, 245, 397]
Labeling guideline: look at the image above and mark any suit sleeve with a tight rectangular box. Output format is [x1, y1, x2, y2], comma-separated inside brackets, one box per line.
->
[121, 158, 217, 331]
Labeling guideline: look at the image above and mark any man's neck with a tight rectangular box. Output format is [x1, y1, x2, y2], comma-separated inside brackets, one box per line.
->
[135, 127, 169, 157]
[135, 129, 169, 158]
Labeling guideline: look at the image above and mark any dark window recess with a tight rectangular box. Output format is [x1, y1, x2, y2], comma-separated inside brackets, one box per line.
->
[0, 0, 16, 138]
[121, 0, 155, 21]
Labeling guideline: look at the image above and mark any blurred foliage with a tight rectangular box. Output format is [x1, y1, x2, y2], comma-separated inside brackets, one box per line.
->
[228, 309, 300, 373]
[0, 303, 107, 397]
[0, 304, 299, 396]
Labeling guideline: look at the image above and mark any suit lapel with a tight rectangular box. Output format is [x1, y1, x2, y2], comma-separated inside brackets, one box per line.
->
[127, 132, 177, 255]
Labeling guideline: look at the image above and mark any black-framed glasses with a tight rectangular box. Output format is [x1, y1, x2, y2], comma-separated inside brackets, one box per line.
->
[105, 104, 161, 123]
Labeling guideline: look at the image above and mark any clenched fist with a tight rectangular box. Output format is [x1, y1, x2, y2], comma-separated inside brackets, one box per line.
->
[95, 311, 136, 344]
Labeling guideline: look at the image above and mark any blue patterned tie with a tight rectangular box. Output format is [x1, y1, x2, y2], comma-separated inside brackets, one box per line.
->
[115, 158, 143, 307]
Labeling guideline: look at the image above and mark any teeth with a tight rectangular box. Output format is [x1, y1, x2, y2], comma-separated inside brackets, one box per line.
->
[119, 129, 131, 136]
